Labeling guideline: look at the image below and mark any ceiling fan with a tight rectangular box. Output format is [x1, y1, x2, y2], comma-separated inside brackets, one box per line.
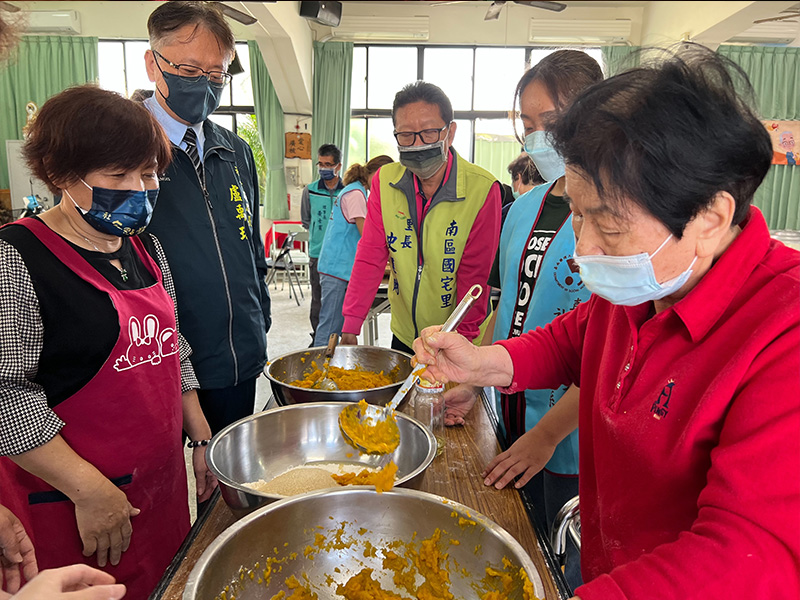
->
[753, 11, 800, 24]
[432, 1, 567, 21]
[208, 2, 258, 26]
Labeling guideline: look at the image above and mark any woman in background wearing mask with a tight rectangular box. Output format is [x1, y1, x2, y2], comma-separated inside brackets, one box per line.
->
[0, 85, 216, 599]
[314, 155, 394, 348]
[508, 153, 542, 200]
[444, 51, 602, 590]
[414, 45, 799, 599]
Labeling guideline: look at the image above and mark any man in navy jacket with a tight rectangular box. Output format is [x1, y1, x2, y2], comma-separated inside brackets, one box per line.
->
[143, 1, 271, 433]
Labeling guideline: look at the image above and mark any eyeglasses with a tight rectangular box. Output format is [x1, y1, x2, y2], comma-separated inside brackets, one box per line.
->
[316, 161, 337, 168]
[153, 50, 232, 88]
[393, 124, 450, 147]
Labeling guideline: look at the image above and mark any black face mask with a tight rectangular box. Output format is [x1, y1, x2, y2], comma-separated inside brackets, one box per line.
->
[397, 139, 448, 180]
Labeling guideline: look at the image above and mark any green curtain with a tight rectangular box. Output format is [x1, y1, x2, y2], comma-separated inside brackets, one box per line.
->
[601, 45, 640, 77]
[473, 135, 521, 185]
[718, 45, 800, 230]
[248, 40, 288, 220]
[0, 36, 98, 189]
[311, 41, 353, 170]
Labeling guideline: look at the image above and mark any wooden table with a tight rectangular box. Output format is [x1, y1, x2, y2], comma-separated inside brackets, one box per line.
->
[151, 394, 570, 600]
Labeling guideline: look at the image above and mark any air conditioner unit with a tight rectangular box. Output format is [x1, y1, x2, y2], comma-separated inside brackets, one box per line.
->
[727, 21, 799, 45]
[25, 10, 82, 35]
[529, 19, 632, 44]
[329, 16, 429, 41]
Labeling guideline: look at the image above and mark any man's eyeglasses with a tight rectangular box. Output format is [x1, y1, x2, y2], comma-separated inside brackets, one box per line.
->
[393, 124, 450, 147]
[316, 161, 337, 168]
[153, 50, 232, 88]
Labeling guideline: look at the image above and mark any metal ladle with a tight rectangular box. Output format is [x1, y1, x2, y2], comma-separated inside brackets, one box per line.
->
[312, 333, 339, 390]
[339, 284, 483, 453]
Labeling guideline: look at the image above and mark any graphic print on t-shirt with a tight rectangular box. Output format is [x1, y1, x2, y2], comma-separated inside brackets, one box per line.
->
[509, 229, 557, 338]
[114, 314, 179, 372]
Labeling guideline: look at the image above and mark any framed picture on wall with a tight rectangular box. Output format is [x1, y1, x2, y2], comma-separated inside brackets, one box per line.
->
[764, 120, 799, 166]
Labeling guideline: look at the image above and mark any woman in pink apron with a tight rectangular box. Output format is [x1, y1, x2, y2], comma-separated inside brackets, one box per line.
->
[0, 86, 216, 599]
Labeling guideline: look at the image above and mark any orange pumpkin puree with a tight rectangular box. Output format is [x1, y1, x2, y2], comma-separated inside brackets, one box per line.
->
[331, 460, 398, 493]
[290, 364, 399, 391]
[339, 399, 400, 454]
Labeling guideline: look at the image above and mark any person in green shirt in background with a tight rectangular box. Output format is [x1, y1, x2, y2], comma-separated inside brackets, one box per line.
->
[301, 144, 344, 344]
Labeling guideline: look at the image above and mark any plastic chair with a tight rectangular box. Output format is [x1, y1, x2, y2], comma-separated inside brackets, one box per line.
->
[551, 495, 581, 568]
[266, 231, 305, 306]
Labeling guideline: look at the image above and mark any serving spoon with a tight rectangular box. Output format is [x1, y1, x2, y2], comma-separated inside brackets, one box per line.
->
[312, 333, 339, 390]
[339, 284, 483, 454]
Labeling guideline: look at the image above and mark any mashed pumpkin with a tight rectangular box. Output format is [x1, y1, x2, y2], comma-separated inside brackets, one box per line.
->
[339, 399, 400, 454]
[290, 364, 399, 391]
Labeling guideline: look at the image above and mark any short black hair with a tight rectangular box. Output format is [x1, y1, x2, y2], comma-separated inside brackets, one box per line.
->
[318, 144, 341, 165]
[392, 81, 453, 126]
[147, 1, 235, 60]
[550, 43, 772, 237]
[513, 49, 603, 143]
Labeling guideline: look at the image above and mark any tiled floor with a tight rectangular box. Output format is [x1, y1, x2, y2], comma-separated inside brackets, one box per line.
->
[185, 274, 393, 521]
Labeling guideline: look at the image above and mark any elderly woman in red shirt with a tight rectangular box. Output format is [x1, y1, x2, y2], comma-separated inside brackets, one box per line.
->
[413, 44, 799, 600]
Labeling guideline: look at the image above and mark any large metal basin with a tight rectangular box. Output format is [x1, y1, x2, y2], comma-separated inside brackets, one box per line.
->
[184, 487, 545, 600]
[264, 345, 413, 405]
[206, 402, 436, 517]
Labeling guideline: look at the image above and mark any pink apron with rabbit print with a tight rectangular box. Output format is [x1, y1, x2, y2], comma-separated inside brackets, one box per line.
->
[0, 218, 190, 600]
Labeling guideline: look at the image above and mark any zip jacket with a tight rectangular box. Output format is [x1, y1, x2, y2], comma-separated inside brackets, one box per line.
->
[145, 117, 270, 389]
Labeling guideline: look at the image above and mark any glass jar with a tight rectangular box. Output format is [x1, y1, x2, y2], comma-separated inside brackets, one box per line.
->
[409, 379, 445, 456]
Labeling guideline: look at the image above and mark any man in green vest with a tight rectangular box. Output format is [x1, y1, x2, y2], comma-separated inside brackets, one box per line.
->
[301, 143, 344, 343]
[340, 82, 502, 353]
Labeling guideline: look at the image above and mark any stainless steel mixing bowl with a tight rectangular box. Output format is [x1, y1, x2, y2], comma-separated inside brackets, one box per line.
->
[183, 487, 545, 600]
[264, 345, 413, 405]
[206, 402, 436, 517]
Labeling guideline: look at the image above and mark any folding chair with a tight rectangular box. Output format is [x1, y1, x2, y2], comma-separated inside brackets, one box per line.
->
[266, 231, 305, 306]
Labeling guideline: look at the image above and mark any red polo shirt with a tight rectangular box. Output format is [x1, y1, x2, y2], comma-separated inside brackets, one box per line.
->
[497, 207, 800, 599]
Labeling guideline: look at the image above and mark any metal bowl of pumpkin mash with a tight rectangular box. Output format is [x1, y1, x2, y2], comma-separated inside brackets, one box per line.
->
[206, 402, 437, 517]
[264, 345, 413, 406]
[183, 487, 545, 600]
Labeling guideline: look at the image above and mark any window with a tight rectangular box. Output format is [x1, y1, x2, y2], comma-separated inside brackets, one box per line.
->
[349, 45, 603, 185]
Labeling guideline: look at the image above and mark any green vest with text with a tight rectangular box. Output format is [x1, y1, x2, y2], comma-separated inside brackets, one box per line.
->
[379, 151, 495, 348]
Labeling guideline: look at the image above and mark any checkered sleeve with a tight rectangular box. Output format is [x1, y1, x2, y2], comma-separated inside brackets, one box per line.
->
[0, 240, 64, 456]
[148, 235, 199, 393]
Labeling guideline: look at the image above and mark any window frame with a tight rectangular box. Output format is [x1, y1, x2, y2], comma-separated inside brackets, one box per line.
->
[350, 44, 602, 165]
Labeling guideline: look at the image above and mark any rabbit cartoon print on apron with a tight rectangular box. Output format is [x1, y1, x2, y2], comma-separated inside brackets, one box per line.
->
[0, 218, 190, 600]
[114, 314, 179, 371]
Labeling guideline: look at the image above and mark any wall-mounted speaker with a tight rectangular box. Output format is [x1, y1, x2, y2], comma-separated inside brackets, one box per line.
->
[300, 1, 342, 27]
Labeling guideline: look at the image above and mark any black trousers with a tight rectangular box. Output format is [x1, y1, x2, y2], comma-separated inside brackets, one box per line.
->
[309, 257, 321, 340]
[196, 375, 258, 436]
[391, 335, 414, 355]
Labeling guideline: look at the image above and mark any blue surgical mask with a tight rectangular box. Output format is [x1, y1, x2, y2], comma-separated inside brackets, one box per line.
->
[512, 189, 521, 200]
[573, 234, 698, 306]
[524, 131, 565, 182]
[66, 179, 158, 237]
[158, 70, 223, 124]
[318, 168, 337, 181]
